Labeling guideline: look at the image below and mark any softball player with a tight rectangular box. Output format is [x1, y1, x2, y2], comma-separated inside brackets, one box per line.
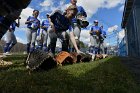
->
[89, 20, 102, 54]
[0, 10, 21, 40]
[3, 18, 20, 55]
[40, 14, 50, 52]
[25, 10, 40, 53]
[69, 0, 87, 52]
[48, 5, 82, 55]
[100, 26, 106, 54]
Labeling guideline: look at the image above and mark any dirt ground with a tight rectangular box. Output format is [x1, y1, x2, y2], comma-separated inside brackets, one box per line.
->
[120, 57, 140, 85]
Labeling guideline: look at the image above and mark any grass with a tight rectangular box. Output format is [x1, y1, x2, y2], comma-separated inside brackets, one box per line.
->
[0, 54, 140, 93]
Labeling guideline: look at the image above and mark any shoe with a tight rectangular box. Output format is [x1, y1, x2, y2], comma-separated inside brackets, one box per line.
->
[5, 52, 12, 56]
[3, 53, 7, 56]
[23, 51, 27, 55]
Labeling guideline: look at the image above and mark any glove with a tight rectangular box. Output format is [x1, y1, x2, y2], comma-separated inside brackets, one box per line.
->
[26, 49, 57, 71]
[95, 30, 101, 36]
[77, 18, 89, 28]
[55, 51, 73, 65]
[70, 52, 92, 63]
[79, 53, 92, 62]
[95, 54, 103, 60]
[69, 52, 80, 63]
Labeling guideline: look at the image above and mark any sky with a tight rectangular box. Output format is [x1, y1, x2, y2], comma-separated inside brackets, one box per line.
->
[3, 0, 126, 47]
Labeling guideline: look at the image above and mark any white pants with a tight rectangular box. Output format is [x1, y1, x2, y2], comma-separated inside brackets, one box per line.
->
[26, 28, 37, 47]
[6, 30, 17, 44]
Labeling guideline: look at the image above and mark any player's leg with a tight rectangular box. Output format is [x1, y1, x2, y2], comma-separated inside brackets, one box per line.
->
[58, 31, 69, 52]
[3, 31, 12, 53]
[94, 36, 100, 54]
[73, 23, 81, 50]
[90, 35, 96, 54]
[7, 32, 17, 52]
[30, 31, 37, 52]
[43, 31, 48, 52]
[48, 27, 57, 55]
[26, 28, 32, 53]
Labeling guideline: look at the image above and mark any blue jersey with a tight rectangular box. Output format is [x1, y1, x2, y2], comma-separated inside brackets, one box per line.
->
[26, 16, 40, 29]
[41, 19, 50, 31]
[101, 29, 107, 39]
[10, 21, 17, 31]
[77, 6, 87, 17]
[90, 26, 102, 35]
[72, 6, 87, 23]
[50, 12, 71, 32]
[69, 25, 72, 32]
[100, 28, 106, 35]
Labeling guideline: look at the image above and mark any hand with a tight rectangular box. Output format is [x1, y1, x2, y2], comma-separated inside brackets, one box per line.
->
[43, 26, 47, 29]
[89, 31, 93, 35]
[30, 20, 34, 23]
[9, 28, 13, 32]
[76, 50, 85, 54]
[104, 35, 106, 38]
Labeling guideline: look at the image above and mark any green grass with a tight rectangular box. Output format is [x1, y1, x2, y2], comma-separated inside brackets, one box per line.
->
[0, 55, 140, 93]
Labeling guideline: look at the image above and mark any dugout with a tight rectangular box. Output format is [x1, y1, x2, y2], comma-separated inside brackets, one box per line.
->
[122, 0, 140, 57]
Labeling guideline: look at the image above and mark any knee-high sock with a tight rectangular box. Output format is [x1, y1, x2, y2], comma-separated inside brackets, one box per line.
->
[89, 46, 94, 53]
[7, 43, 16, 52]
[50, 41, 56, 55]
[4, 43, 11, 53]
[36, 44, 43, 50]
[43, 43, 47, 52]
[27, 43, 31, 53]
[95, 47, 99, 54]
[30, 42, 35, 52]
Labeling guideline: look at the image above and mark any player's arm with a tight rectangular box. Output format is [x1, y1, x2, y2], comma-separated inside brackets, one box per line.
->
[8, 25, 13, 32]
[69, 26, 83, 54]
[8, 28, 13, 32]
[89, 27, 93, 35]
[81, 7, 87, 17]
[25, 16, 34, 24]
[41, 21, 45, 29]
[41, 21, 48, 29]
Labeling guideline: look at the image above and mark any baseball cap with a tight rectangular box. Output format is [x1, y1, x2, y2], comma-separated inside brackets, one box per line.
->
[94, 20, 98, 23]
[46, 13, 50, 16]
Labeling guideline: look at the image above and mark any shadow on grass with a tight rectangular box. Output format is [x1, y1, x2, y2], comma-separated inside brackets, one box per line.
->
[0, 57, 139, 93]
